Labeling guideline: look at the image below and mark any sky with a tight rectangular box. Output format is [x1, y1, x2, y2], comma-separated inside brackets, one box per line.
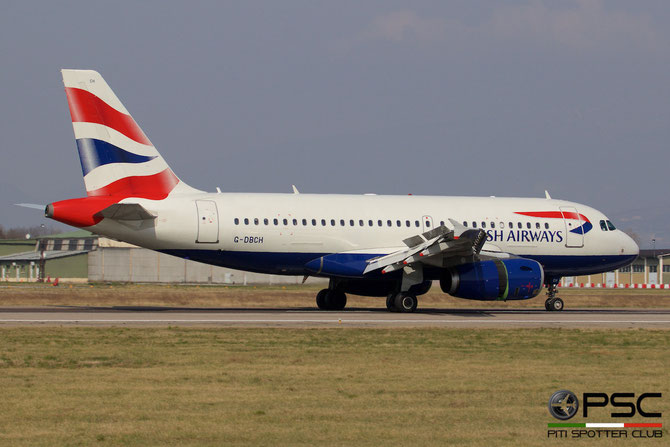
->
[1, 1, 668, 247]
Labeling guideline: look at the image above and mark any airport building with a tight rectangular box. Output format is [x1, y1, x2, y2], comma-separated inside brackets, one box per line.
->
[0, 231, 667, 288]
[0, 231, 323, 285]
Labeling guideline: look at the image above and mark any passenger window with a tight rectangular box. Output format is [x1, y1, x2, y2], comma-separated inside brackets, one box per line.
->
[367, 219, 372, 226]
[312, 219, 317, 226]
[273, 218, 278, 225]
[254, 218, 259, 225]
[378, 220, 382, 227]
[396, 220, 401, 227]
[415, 221, 420, 227]
[234, 218, 239, 225]
[331, 219, 336, 226]
[508, 222, 513, 229]
[264, 218, 268, 225]
[244, 218, 249, 225]
[440, 221, 445, 226]
[526, 222, 531, 229]
[463, 221, 468, 227]
[499, 222, 504, 229]
[481, 222, 486, 228]
[606, 220, 616, 230]
[350, 219, 354, 226]
[406, 220, 410, 227]
[600, 220, 608, 231]
[302, 219, 307, 226]
[283, 218, 288, 225]
[387, 220, 392, 227]
[472, 222, 477, 228]
[425, 221, 431, 228]
[292, 218, 297, 226]
[517, 222, 522, 229]
[544, 223, 549, 229]
[536, 222, 540, 229]
[340, 219, 345, 226]
[320, 219, 326, 226]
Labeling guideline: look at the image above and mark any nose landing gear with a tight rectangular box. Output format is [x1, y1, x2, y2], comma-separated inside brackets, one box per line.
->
[544, 279, 564, 311]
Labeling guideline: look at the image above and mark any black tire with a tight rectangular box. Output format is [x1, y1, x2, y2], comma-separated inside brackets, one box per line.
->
[326, 290, 347, 311]
[386, 294, 397, 312]
[316, 289, 329, 310]
[551, 297, 564, 311]
[394, 293, 418, 313]
[545, 299, 552, 311]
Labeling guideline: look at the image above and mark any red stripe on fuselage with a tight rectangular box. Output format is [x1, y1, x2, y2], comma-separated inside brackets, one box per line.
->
[65, 87, 152, 146]
[87, 168, 179, 199]
[514, 211, 590, 223]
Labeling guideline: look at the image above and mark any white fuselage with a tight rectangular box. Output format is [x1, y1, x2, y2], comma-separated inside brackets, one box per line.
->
[89, 193, 639, 279]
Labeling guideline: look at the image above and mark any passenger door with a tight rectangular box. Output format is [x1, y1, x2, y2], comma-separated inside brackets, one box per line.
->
[196, 200, 219, 243]
[559, 206, 584, 248]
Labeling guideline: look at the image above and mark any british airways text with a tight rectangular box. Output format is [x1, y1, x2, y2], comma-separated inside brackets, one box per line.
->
[486, 230, 564, 243]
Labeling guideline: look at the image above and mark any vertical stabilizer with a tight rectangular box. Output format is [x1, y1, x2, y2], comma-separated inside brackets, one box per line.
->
[61, 69, 198, 198]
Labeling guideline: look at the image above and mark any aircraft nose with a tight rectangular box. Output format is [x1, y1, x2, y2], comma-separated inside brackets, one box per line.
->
[620, 232, 639, 257]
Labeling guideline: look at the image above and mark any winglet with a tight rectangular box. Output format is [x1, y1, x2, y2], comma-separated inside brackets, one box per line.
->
[292, 185, 300, 194]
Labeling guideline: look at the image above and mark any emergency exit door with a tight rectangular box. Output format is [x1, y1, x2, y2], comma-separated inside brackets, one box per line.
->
[196, 200, 219, 243]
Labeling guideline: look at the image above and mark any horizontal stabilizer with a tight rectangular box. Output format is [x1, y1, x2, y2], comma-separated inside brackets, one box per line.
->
[94, 203, 156, 221]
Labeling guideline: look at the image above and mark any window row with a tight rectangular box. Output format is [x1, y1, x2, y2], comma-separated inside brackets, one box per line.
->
[234, 217, 427, 228]
[233, 217, 553, 230]
[621, 265, 670, 273]
[463, 221, 550, 230]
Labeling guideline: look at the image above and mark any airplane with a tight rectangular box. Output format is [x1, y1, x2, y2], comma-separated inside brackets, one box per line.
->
[41, 69, 639, 312]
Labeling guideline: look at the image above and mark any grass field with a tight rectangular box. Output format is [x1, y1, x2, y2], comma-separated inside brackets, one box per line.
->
[0, 327, 668, 446]
[1, 282, 670, 309]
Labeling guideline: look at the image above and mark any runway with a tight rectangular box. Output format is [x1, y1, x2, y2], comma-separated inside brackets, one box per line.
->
[0, 307, 669, 328]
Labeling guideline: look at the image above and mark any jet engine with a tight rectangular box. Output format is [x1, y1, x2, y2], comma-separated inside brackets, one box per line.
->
[439, 258, 544, 301]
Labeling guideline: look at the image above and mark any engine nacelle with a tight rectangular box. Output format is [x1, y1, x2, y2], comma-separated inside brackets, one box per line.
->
[440, 259, 544, 301]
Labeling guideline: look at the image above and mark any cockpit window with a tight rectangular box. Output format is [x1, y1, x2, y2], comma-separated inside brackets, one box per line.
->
[606, 220, 616, 231]
[600, 220, 608, 231]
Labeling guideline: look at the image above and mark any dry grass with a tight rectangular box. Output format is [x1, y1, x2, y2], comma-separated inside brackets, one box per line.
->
[1, 282, 669, 309]
[0, 327, 667, 446]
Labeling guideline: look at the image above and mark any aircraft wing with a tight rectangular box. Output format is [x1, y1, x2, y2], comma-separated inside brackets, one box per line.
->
[305, 219, 513, 278]
[363, 219, 496, 275]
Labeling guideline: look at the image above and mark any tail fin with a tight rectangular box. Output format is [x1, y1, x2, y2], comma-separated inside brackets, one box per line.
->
[62, 69, 197, 199]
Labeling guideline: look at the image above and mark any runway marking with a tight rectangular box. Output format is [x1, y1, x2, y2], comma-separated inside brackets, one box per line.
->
[1, 319, 669, 324]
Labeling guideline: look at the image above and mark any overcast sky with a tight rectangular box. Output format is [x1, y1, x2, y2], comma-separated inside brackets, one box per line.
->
[1, 1, 668, 247]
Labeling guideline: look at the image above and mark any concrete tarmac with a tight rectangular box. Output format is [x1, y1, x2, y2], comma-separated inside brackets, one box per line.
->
[0, 307, 669, 328]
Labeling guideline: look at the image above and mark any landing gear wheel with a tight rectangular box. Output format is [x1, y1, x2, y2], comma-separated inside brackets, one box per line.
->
[550, 297, 564, 312]
[394, 293, 418, 313]
[544, 279, 564, 311]
[316, 289, 329, 310]
[326, 290, 347, 311]
[386, 294, 398, 312]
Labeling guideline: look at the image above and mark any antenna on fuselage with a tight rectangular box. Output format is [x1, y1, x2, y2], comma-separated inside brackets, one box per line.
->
[292, 185, 300, 194]
[545, 190, 551, 199]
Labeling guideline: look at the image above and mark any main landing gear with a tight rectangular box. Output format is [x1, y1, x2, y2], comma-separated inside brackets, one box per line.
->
[544, 280, 564, 311]
[316, 289, 347, 310]
[386, 292, 418, 313]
